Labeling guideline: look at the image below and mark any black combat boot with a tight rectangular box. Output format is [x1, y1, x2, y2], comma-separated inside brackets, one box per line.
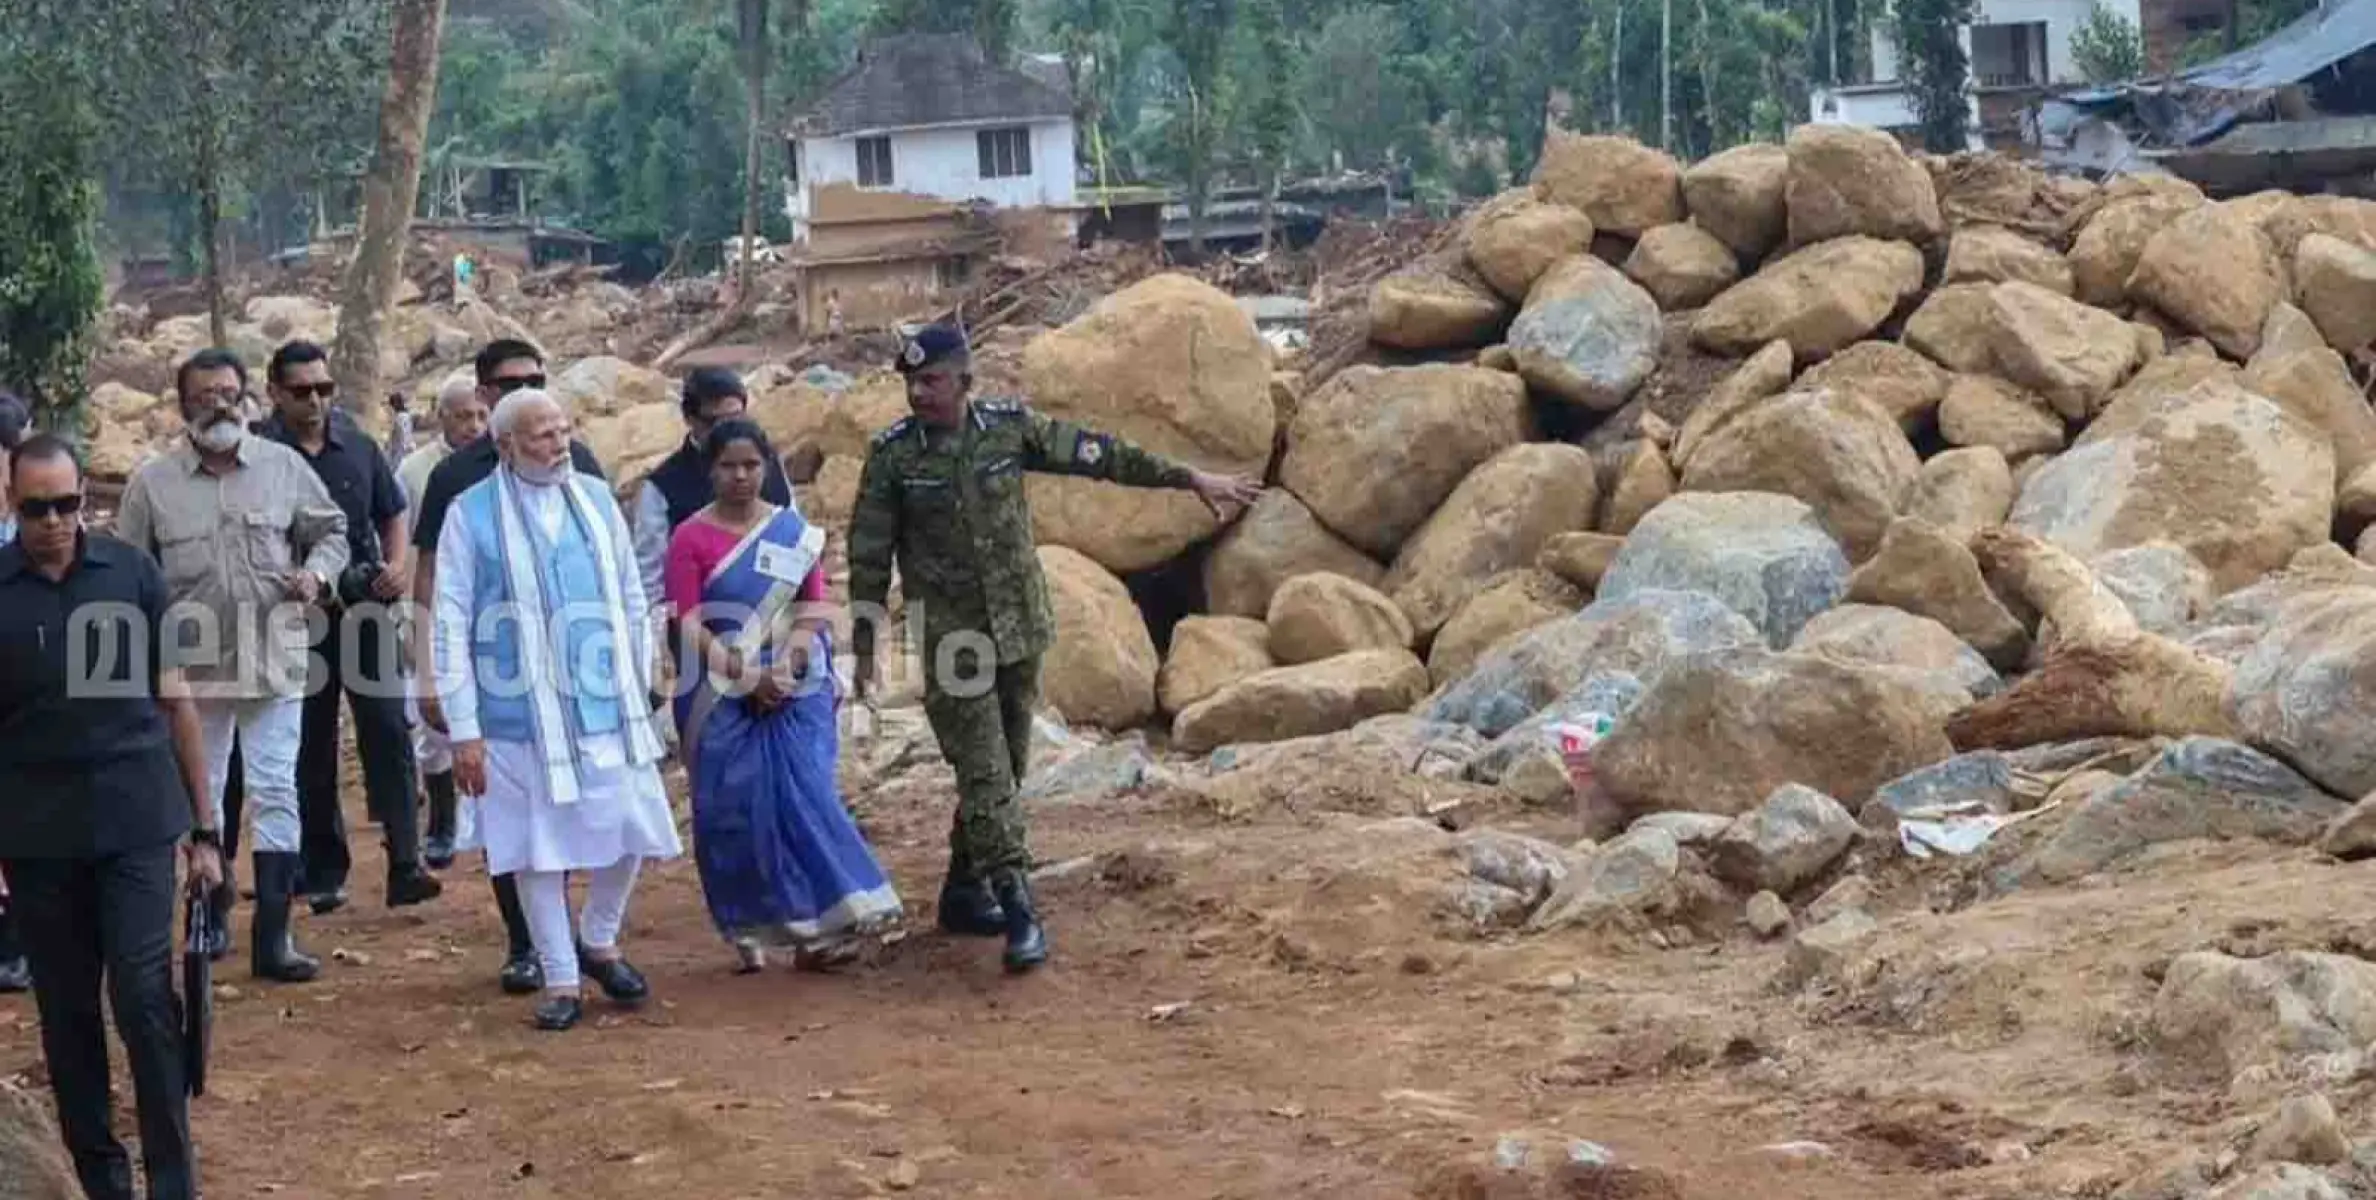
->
[250, 853, 321, 983]
[989, 868, 1048, 974]
[203, 859, 235, 962]
[422, 770, 458, 870]
[936, 873, 1007, 938]
[492, 874, 542, 995]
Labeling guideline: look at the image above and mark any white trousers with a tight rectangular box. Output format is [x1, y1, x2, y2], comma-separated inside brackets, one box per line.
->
[196, 695, 305, 855]
[519, 856, 642, 992]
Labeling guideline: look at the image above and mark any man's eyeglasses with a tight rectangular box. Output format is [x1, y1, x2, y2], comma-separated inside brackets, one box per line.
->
[281, 382, 337, 400]
[490, 374, 547, 395]
[18, 493, 83, 521]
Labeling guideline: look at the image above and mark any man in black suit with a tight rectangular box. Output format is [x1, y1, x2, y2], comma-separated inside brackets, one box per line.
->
[0, 434, 222, 1200]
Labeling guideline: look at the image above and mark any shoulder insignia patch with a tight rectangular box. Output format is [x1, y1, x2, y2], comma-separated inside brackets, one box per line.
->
[976, 398, 1024, 417]
[872, 417, 915, 448]
[1077, 435, 1104, 465]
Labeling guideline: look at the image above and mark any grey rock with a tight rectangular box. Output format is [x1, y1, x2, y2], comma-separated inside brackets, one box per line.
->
[2205, 1164, 2349, 1200]
[2004, 738, 2159, 775]
[2111, 1158, 2215, 1200]
[1629, 812, 1737, 847]
[1020, 732, 1163, 805]
[2231, 585, 2376, 799]
[1805, 875, 1873, 925]
[1527, 827, 1683, 930]
[1599, 492, 1852, 649]
[1426, 589, 1761, 738]
[2153, 951, 2376, 1082]
[1746, 891, 1793, 938]
[1712, 784, 1860, 894]
[1445, 879, 1538, 929]
[1466, 671, 1646, 785]
[1866, 752, 2018, 827]
[2091, 543, 2214, 637]
[2017, 739, 2347, 886]
[1789, 602, 2004, 702]
[1210, 715, 1486, 778]
[1782, 909, 1878, 989]
[1456, 829, 1578, 903]
[1507, 257, 1665, 410]
[2247, 1094, 2352, 1167]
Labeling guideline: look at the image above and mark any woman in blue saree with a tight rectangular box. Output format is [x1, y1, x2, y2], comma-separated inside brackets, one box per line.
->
[664, 419, 901, 972]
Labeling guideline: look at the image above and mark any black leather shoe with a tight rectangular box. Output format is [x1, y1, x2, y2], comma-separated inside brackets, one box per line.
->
[0, 956, 29, 994]
[499, 950, 543, 996]
[990, 869, 1049, 974]
[422, 838, 456, 872]
[307, 888, 349, 917]
[936, 875, 1007, 938]
[386, 869, 443, 908]
[533, 994, 583, 1032]
[578, 946, 650, 1006]
[251, 853, 322, 984]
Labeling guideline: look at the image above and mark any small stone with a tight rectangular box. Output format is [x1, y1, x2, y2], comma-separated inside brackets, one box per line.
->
[1567, 1141, 1616, 1167]
[2248, 1093, 2353, 1167]
[885, 1160, 921, 1191]
[1782, 910, 1877, 989]
[1804, 875, 1873, 926]
[1746, 891, 1792, 939]
[1494, 1135, 1532, 1170]
[1760, 1141, 1837, 1162]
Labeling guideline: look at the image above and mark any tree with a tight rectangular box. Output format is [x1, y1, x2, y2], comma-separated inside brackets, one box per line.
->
[1240, 0, 1297, 250]
[1892, 0, 1978, 153]
[1163, 0, 1238, 258]
[0, 12, 104, 432]
[871, 0, 1020, 61]
[2070, 1, 2145, 82]
[80, 0, 384, 345]
[331, 0, 449, 425]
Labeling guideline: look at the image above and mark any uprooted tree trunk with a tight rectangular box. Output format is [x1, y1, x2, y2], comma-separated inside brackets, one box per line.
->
[330, 0, 449, 422]
[1946, 528, 2240, 750]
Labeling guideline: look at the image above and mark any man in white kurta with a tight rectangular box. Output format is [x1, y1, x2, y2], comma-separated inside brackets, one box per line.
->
[432, 389, 680, 1032]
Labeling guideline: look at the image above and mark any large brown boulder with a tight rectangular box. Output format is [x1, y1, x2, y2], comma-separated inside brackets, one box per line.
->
[2128, 205, 2285, 360]
[1622, 223, 1741, 311]
[1692, 236, 1925, 362]
[1267, 572, 1415, 665]
[1427, 569, 1586, 689]
[1464, 190, 1596, 302]
[1022, 273, 1279, 572]
[2294, 233, 2376, 352]
[1673, 339, 1795, 471]
[1172, 649, 1434, 754]
[2068, 187, 2203, 308]
[1943, 225, 2075, 295]
[1368, 267, 1510, 350]
[1681, 143, 1790, 261]
[1384, 443, 1600, 637]
[1902, 283, 2002, 375]
[814, 373, 913, 459]
[1986, 280, 2145, 420]
[551, 355, 671, 420]
[2263, 194, 2376, 259]
[1159, 616, 1273, 716]
[1679, 387, 1922, 561]
[1507, 255, 1664, 410]
[581, 403, 682, 486]
[2014, 377, 2337, 592]
[799, 454, 865, 531]
[1531, 131, 1685, 237]
[2261, 301, 2331, 361]
[1903, 447, 2014, 544]
[1783, 124, 1946, 248]
[1848, 516, 2032, 669]
[2242, 346, 2376, 483]
[1796, 341, 1951, 434]
[1038, 546, 1159, 731]
[1593, 647, 1958, 817]
[1280, 364, 1533, 559]
[1939, 374, 2066, 461]
[1203, 489, 1386, 619]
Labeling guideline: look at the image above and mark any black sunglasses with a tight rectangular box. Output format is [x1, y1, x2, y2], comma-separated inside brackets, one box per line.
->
[490, 374, 547, 395]
[281, 381, 337, 400]
[19, 493, 83, 520]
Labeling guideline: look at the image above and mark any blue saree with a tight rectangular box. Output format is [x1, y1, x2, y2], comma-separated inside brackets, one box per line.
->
[679, 506, 901, 950]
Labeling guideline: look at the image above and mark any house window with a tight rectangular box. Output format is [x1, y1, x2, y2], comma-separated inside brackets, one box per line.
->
[1970, 21, 2049, 87]
[856, 136, 894, 188]
[936, 256, 971, 289]
[785, 139, 801, 186]
[977, 127, 1033, 179]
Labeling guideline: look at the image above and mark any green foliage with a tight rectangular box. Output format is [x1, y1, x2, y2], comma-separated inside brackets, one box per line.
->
[2070, 1, 2144, 82]
[871, 0, 1021, 60]
[2179, 0, 2314, 66]
[1892, 0, 1979, 152]
[0, 7, 106, 427]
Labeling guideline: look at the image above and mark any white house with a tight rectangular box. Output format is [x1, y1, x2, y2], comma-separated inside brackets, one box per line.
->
[1810, 0, 2148, 147]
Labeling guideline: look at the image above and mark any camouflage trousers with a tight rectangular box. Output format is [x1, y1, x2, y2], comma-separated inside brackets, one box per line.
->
[921, 652, 1041, 879]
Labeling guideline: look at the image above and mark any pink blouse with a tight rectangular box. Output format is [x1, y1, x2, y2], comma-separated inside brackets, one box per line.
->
[664, 516, 827, 618]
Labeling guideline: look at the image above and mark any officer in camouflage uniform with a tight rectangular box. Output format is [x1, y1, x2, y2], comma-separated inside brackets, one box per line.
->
[846, 324, 1261, 973]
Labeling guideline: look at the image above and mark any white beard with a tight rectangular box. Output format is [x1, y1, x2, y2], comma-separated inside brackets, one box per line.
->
[189, 420, 242, 455]
[512, 458, 569, 486]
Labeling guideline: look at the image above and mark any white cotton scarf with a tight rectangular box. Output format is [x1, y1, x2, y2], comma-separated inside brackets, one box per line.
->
[489, 464, 664, 805]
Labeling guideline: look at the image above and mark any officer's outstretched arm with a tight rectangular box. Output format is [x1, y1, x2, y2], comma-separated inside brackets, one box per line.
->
[1020, 407, 1197, 489]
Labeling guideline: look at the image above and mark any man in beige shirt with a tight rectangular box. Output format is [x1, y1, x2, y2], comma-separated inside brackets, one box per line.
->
[114, 348, 350, 984]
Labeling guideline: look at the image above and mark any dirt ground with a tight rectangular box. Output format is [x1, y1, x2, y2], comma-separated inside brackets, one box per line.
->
[4, 720, 2367, 1199]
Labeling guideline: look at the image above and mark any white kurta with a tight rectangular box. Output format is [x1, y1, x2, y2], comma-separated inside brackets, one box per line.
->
[433, 474, 683, 876]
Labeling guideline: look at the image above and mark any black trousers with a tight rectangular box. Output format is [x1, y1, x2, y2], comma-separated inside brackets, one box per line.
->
[297, 602, 421, 890]
[5, 845, 194, 1200]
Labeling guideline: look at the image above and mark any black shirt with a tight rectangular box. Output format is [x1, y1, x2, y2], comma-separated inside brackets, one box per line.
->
[411, 433, 608, 556]
[0, 534, 193, 860]
[645, 438, 792, 532]
[262, 407, 405, 565]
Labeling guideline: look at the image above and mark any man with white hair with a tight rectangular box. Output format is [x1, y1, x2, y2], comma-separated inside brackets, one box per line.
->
[432, 388, 680, 1032]
[399, 369, 490, 867]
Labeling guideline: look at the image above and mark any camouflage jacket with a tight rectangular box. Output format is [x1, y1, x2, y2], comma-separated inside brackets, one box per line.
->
[847, 398, 1197, 671]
